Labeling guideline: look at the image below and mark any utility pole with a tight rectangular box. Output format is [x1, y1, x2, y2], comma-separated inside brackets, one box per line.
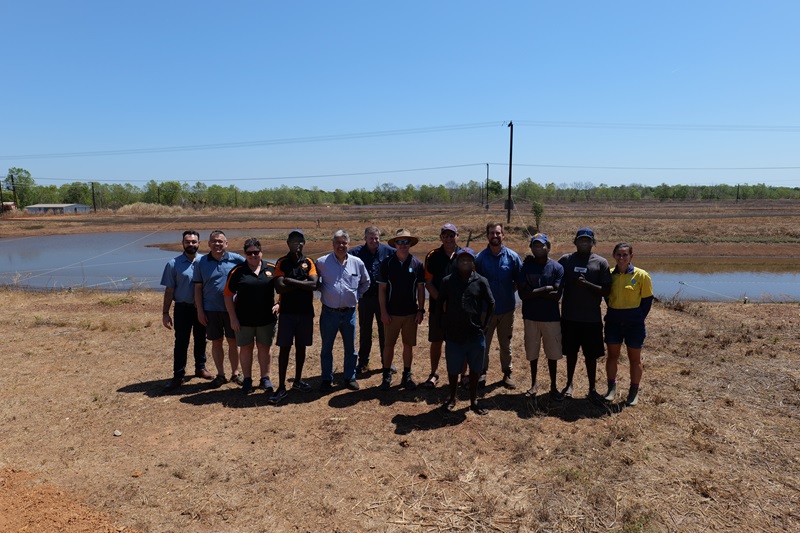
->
[506, 121, 514, 224]
[736, 183, 740, 203]
[10, 172, 19, 209]
[91, 182, 97, 212]
[0, 182, 4, 217]
[485, 163, 489, 207]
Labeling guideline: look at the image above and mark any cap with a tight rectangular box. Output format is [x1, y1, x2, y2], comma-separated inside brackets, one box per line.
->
[288, 229, 305, 240]
[575, 227, 595, 240]
[456, 247, 476, 259]
[530, 233, 549, 245]
[440, 223, 458, 234]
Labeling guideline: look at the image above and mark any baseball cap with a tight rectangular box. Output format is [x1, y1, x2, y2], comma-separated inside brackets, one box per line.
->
[441, 223, 458, 234]
[288, 229, 305, 240]
[530, 233, 549, 245]
[575, 227, 595, 240]
[456, 247, 476, 259]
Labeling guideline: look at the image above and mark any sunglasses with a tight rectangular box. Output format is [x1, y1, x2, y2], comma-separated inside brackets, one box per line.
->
[245, 250, 261, 256]
[395, 239, 411, 245]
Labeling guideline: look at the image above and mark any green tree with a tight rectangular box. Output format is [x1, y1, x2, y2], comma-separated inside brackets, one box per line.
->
[531, 200, 545, 231]
[4, 167, 36, 207]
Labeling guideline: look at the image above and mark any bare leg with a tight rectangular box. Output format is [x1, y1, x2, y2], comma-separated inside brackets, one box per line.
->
[256, 342, 271, 378]
[226, 337, 240, 375]
[211, 339, 225, 376]
[239, 342, 255, 378]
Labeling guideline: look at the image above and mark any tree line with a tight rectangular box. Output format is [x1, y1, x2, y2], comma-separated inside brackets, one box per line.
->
[4, 167, 799, 210]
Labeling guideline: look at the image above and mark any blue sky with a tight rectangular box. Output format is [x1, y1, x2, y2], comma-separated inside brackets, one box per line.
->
[3, 1, 799, 191]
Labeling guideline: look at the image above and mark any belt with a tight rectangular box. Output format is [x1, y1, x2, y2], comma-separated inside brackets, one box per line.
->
[175, 302, 196, 307]
[323, 304, 356, 312]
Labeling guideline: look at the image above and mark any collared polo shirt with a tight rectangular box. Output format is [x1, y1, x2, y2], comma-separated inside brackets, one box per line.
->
[439, 271, 495, 343]
[377, 252, 425, 316]
[223, 260, 277, 327]
[192, 251, 245, 312]
[424, 244, 461, 292]
[316, 252, 370, 309]
[349, 243, 395, 298]
[274, 254, 317, 316]
[518, 257, 564, 322]
[475, 244, 522, 314]
[160, 252, 201, 304]
[606, 264, 653, 323]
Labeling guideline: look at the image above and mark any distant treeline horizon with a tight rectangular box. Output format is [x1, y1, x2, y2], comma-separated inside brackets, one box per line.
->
[4, 167, 800, 209]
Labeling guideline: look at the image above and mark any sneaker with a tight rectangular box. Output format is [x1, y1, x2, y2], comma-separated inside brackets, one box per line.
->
[319, 380, 334, 392]
[603, 383, 617, 402]
[589, 389, 606, 403]
[422, 373, 439, 389]
[195, 368, 214, 380]
[356, 361, 370, 376]
[268, 388, 288, 405]
[379, 372, 392, 391]
[162, 377, 183, 393]
[401, 372, 417, 390]
[292, 380, 313, 393]
[230, 372, 245, 386]
[209, 374, 228, 388]
[561, 384, 574, 398]
[390, 364, 398, 374]
[549, 389, 564, 402]
[502, 372, 517, 390]
[344, 379, 360, 391]
[477, 374, 487, 388]
[241, 377, 253, 394]
[470, 402, 489, 416]
[625, 388, 639, 406]
[259, 377, 274, 393]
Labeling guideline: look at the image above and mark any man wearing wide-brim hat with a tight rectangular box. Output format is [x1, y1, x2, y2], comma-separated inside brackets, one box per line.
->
[378, 229, 426, 391]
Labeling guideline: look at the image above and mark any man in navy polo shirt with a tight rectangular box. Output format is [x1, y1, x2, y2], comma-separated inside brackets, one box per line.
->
[378, 229, 426, 391]
[475, 222, 523, 389]
[160, 230, 213, 393]
[348, 226, 395, 374]
[192, 230, 245, 388]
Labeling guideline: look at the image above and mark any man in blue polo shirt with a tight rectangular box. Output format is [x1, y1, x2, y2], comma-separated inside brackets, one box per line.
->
[160, 230, 213, 393]
[348, 226, 395, 374]
[475, 222, 523, 389]
[192, 230, 245, 388]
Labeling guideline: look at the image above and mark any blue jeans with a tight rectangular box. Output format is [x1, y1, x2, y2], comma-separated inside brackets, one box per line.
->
[445, 336, 486, 376]
[319, 305, 358, 382]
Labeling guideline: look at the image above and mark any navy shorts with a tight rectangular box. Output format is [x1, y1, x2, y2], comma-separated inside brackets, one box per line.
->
[206, 311, 235, 341]
[445, 337, 485, 376]
[276, 313, 314, 347]
[561, 319, 605, 359]
[604, 321, 646, 349]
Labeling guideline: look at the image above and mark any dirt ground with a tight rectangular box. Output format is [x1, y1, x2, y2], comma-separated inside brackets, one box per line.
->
[1, 201, 799, 531]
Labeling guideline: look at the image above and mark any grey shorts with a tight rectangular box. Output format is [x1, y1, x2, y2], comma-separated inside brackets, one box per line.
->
[234, 321, 277, 347]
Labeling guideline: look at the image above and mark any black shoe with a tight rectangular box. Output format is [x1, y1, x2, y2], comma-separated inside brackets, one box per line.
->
[477, 374, 487, 388]
[292, 380, 313, 393]
[625, 388, 639, 406]
[356, 361, 370, 376]
[401, 372, 417, 390]
[390, 365, 398, 374]
[379, 372, 392, 391]
[209, 374, 228, 388]
[320, 380, 334, 392]
[344, 379, 360, 391]
[268, 388, 288, 405]
[549, 389, 564, 402]
[241, 377, 253, 394]
[162, 377, 183, 393]
[259, 377, 274, 393]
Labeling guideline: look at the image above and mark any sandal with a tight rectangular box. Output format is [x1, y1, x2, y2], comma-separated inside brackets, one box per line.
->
[470, 403, 488, 416]
[423, 373, 439, 388]
[525, 386, 538, 398]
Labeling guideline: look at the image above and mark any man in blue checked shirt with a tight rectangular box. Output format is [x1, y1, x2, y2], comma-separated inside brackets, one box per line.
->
[316, 230, 371, 391]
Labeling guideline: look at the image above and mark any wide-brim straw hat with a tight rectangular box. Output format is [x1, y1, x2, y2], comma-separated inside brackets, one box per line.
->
[387, 228, 419, 247]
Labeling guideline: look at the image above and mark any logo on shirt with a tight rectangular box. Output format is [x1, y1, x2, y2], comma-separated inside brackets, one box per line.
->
[301, 261, 310, 270]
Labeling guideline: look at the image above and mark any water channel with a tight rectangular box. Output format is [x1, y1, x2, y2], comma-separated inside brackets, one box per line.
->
[1, 231, 798, 302]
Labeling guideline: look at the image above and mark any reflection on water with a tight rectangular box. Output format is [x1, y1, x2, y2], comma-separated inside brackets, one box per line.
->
[1, 232, 799, 301]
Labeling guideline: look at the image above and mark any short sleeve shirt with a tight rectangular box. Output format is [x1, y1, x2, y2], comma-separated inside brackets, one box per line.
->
[606, 265, 653, 323]
[475, 245, 522, 314]
[558, 252, 612, 323]
[160, 253, 200, 304]
[192, 251, 245, 312]
[377, 253, 425, 316]
[518, 257, 564, 322]
[223, 261, 277, 327]
[349, 243, 395, 298]
[274, 254, 318, 316]
[424, 245, 460, 294]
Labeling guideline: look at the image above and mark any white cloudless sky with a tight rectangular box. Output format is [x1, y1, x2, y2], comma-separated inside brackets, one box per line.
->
[3, 1, 800, 190]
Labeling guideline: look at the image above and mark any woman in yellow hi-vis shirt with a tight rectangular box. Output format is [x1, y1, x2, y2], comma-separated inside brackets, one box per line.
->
[603, 243, 653, 406]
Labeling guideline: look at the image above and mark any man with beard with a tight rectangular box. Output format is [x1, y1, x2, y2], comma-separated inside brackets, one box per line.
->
[269, 229, 318, 404]
[192, 230, 245, 388]
[558, 227, 612, 400]
[160, 230, 214, 392]
[475, 222, 523, 388]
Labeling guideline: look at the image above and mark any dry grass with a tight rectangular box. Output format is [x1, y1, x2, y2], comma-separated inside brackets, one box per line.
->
[0, 287, 798, 531]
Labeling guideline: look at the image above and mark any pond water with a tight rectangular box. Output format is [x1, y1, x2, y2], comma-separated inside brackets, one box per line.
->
[1, 232, 799, 302]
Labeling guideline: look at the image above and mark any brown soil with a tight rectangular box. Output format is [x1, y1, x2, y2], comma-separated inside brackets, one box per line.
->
[1, 201, 799, 531]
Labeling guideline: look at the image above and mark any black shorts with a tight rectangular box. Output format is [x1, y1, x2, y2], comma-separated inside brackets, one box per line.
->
[428, 304, 445, 343]
[206, 311, 235, 341]
[276, 313, 314, 347]
[561, 319, 605, 360]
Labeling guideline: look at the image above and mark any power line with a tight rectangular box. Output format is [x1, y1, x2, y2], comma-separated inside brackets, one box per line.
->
[514, 120, 800, 132]
[489, 162, 800, 171]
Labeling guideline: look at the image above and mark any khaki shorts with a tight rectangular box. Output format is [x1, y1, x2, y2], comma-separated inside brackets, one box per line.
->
[524, 320, 563, 361]
[384, 314, 418, 348]
[235, 321, 277, 347]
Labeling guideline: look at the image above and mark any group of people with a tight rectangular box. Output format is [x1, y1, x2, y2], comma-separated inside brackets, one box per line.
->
[160, 223, 653, 413]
